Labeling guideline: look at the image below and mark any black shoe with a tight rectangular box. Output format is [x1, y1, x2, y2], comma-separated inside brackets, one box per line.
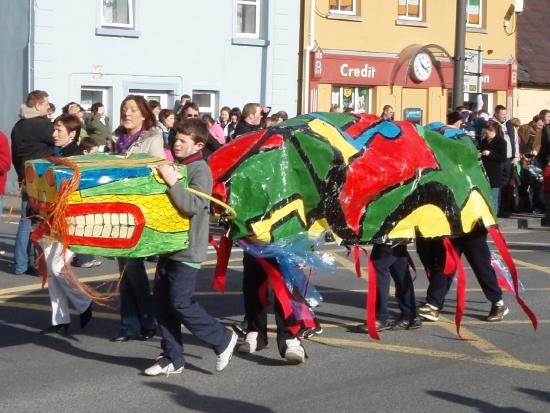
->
[16, 266, 41, 277]
[140, 327, 156, 340]
[231, 319, 248, 337]
[80, 303, 93, 329]
[40, 324, 69, 334]
[354, 319, 394, 334]
[391, 317, 423, 330]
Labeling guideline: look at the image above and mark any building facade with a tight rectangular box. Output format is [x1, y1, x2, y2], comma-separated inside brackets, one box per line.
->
[300, 0, 519, 123]
[516, 0, 550, 124]
[27, 0, 300, 125]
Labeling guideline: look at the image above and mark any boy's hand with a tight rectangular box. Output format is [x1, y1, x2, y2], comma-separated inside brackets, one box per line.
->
[157, 164, 179, 187]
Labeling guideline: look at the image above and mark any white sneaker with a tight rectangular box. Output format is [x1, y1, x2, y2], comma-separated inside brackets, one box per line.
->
[284, 338, 305, 364]
[144, 362, 183, 377]
[216, 332, 238, 372]
[238, 331, 266, 354]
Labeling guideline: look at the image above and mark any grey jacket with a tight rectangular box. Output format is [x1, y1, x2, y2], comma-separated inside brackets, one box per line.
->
[163, 158, 212, 264]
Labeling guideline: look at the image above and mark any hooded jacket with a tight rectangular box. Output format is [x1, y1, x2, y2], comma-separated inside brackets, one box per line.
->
[11, 104, 54, 182]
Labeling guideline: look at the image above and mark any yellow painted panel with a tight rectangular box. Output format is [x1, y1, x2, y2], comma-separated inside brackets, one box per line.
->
[308, 118, 358, 163]
[389, 204, 451, 239]
[250, 199, 307, 243]
[460, 190, 496, 232]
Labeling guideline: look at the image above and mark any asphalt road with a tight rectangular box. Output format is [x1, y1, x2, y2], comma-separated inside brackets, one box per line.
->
[1, 213, 549, 413]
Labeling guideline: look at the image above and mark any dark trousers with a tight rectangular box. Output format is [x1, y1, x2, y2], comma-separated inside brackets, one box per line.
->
[117, 257, 156, 336]
[371, 244, 417, 321]
[416, 230, 503, 309]
[154, 258, 231, 369]
[242, 253, 293, 356]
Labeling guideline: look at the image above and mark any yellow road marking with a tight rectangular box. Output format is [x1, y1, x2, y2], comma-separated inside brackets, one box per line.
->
[305, 335, 550, 373]
[513, 258, 550, 275]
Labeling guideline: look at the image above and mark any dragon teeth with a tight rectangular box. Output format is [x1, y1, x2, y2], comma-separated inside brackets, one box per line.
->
[66, 213, 138, 240]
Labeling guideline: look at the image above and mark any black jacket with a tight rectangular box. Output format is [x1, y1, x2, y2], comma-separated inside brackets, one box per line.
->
[59, 142, 82, 157]
[537, 125, 550, 167]
[233, 120, 261, 138]
[11, 113, 54, 182]
[480, 136, 507, 188]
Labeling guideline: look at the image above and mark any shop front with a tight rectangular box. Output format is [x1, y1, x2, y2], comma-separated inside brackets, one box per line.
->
[308, 46, 517, 123]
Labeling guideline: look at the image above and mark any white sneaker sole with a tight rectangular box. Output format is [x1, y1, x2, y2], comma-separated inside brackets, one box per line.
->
[419, 312, 439, 322]
[284, 349, 305, 364]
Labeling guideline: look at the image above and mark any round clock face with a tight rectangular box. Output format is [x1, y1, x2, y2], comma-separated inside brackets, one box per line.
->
[411, 52, 433, 82]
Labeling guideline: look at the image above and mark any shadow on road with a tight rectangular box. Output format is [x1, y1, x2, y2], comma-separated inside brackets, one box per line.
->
[145, 381, 275, 413]
[426, 390, 531, 412]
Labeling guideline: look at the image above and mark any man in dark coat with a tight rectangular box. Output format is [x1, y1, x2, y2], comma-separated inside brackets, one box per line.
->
[10, 90, 54, 275]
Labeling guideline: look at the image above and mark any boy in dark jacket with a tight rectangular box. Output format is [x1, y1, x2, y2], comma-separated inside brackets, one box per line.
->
[144, 119, 237, 376]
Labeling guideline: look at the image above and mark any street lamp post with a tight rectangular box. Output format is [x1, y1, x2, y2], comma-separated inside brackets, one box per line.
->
[453, 0, 467, 109]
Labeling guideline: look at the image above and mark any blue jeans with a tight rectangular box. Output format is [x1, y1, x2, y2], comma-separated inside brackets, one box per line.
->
[14, 188, 33, 274]
[154, 258, 232, 369]
[117, 257, 156, 336]
[491, 187, 500, 216]
[371, 244, 417, 321]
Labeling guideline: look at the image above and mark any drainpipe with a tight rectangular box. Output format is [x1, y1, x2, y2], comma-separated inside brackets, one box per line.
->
[27, 0, 35, 92]
[303, 0, 315, 114]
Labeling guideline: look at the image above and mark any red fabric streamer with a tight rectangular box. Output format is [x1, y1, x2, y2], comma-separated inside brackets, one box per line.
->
[256, 257, 294, 320]
[488, 227, 538, 330]
[353, 244, 370, 278]
[443, 239, 466, 336]
[442, 238, 458, 276]
[209, 234, 232, 293]
[366, 254, 380, 340]
[30, 221, 50, 288]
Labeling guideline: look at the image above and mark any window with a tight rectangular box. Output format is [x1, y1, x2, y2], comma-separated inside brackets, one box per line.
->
[192, 91, 218, 116]
[236, 0, 260, 38]
[466, 0, 482, 27]
[129, 90, 169, 109]
[81, 86, 110, 113]
[101, 0, 134, 29]
[398, 0, 422, 21]
[331, 86, 371, 113]
[329, 0, 356, 15]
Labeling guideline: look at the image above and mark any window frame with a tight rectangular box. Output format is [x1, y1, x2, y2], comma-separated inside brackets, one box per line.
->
[80, 86, 111, 115]
[331, 85, 372, 114]
[100, 0, 135, 30]
[192, 90, 218, 116]
[397, 0, 423, 22]
[235, 0, 261, 39]
[466, 0, 483, 28]
[329, 0, 357, 16]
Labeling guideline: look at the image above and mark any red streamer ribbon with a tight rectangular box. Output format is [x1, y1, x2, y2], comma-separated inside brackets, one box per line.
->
[488, 227, 538, 331]
[443, 239, 466, 336]
[366, 254, 380, 340]
[353, 244, 370, 278]
[209, 234, 232, 293]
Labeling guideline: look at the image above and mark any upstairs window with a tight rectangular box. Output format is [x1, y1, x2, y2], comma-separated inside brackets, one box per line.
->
[466, 0, 482, 27]
[236, 0, 261, 38]
[101, 0, 134, 29]
[397, 0, 422, 21]
[329, 0, 356, 15]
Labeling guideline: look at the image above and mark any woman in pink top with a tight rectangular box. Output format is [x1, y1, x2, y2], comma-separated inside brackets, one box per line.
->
[202, 114, 225, 145]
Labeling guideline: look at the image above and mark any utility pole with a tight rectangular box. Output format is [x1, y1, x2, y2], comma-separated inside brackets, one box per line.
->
[452, 0, 467, 109]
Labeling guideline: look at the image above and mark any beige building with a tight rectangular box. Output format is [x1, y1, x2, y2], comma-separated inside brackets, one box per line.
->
[299, 0, 520, 123]
[516, 0, 550, 124]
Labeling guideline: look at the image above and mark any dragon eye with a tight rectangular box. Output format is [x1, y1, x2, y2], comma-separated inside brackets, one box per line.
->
[26, 167, 35, 184]
[46, 169, 56, 187]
